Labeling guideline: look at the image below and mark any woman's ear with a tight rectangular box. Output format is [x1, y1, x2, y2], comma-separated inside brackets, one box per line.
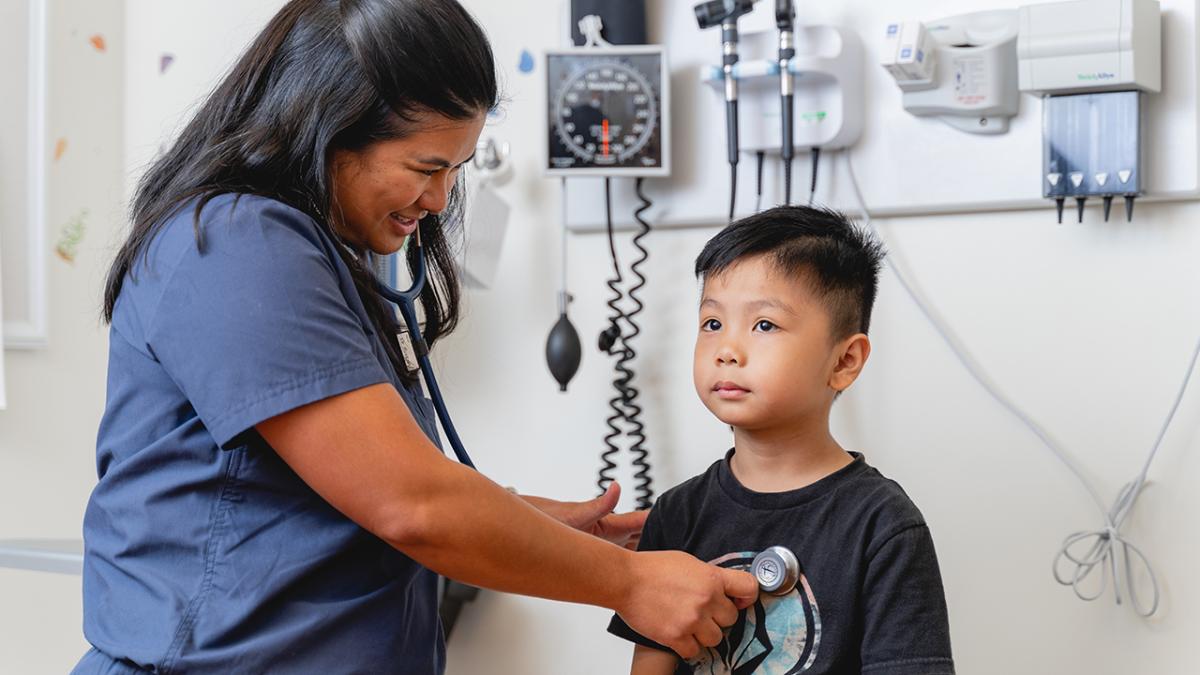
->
[829, 333, 871, 393]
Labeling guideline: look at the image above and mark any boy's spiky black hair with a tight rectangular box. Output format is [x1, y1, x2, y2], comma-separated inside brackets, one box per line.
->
[695, 205, 886, 338]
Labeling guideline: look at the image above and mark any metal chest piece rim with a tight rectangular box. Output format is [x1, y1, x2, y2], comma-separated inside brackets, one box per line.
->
[751, 545, 800, 596]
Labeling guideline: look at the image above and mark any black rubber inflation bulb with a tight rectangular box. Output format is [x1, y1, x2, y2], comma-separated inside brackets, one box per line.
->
[1102, 195, 1114, 222]
[1075, 197, 1086, 223]
[1055, 198, 1065, 224]
[1125, 195, 1136, 222]
[545, 312, 582, 392]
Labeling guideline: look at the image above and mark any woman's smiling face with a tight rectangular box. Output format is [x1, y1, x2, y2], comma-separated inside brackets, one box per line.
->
[330, 110, 485, 255]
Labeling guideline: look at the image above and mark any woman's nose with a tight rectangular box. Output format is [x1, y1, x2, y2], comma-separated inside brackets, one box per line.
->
[418, 172, 452, 214]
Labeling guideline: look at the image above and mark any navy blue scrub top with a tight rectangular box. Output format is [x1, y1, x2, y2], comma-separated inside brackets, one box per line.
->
[76, 194, 446, 674]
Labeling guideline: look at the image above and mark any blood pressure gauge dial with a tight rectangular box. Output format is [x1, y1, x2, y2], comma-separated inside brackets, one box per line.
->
[545, 47, 670, 177]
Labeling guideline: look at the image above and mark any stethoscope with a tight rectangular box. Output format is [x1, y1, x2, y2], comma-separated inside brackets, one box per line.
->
[374, 226, 475, 470]
[371, 140, 514, 470]
[375, 231, 800, 596]
[752, 546, 801, 596]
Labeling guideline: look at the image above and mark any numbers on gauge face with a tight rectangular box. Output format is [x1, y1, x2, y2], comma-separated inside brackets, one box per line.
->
[553, 60, 658, 166]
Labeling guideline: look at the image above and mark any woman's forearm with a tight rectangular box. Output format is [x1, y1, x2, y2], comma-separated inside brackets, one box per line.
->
[388, 454, 638, 609]
[260, 382, 636, 610]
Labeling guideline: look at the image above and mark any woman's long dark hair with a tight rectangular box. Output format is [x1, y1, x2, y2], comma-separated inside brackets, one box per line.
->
[104, 0, 498, 380]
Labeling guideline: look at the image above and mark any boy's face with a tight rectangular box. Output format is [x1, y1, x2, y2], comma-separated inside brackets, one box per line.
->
[693, 254, 858, 432]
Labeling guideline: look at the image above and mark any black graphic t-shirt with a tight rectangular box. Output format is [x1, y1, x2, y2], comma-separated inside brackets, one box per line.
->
[608, 451, 954, 675]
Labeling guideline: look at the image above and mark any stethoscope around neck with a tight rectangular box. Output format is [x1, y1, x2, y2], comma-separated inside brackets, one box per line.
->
[374, 226, 475, 470]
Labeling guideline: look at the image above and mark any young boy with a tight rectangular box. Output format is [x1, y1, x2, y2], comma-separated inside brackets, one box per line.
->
[608, 206, 954, 674]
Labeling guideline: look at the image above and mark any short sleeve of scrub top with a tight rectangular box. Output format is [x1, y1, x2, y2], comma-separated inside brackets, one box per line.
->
[76, 194, 448, 675]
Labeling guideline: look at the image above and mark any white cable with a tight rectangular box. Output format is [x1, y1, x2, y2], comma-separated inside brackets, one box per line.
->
[561, 177, 569, 296]
[842, 149, 1200, 618]
[558, 177, 574, 315]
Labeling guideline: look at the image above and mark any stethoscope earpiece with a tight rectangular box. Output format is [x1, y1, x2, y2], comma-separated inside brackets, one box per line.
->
[751, 546, 800, 596]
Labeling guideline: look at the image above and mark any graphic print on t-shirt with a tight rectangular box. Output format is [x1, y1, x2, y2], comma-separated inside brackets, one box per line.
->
[687, 551, 822, 675]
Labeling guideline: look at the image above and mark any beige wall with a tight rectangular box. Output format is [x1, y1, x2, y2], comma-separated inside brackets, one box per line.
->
[0, 0, 124, 671]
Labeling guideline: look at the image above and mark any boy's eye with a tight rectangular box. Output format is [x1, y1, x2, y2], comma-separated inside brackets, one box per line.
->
[418, 168, 439, 177]
[754, 320, 777, 332]
[702, 318, 722, 331]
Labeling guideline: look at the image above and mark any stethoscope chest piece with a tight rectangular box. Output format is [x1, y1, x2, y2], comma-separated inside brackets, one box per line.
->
[751, 546, 800, 596]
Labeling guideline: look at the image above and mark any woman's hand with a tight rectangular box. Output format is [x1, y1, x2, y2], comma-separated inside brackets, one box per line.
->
[520, 483, 646, 550]
[619, 550, 759, 660]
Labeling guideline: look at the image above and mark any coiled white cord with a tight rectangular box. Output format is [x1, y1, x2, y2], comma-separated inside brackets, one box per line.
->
[842, 150, 1200, 617]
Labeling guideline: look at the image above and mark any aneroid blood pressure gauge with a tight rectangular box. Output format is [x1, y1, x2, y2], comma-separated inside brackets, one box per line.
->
[545, 46, 670, 177]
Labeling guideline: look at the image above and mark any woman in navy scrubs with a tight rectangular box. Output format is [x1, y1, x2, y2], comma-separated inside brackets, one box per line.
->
[72, 1, 756, 673]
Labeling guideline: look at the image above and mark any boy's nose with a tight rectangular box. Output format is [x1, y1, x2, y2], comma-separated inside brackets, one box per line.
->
[716, 345, 741, 365]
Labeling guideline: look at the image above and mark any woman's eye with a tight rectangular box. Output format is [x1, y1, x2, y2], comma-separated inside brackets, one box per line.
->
[419, 168, 438, 177]
[702, 318, 722, 331]
[755, 320, 777, 332]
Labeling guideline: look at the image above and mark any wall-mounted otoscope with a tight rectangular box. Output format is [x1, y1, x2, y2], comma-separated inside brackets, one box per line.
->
[695, 0, 758, 220]
[776, 0, 796, 205]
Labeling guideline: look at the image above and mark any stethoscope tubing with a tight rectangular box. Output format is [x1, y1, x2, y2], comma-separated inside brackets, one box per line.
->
[375, 231, 476, 469]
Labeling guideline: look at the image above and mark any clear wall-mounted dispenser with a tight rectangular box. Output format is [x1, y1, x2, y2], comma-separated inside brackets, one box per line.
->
[1018, 0, 1161, 223]
[881, 11, 1021, 135]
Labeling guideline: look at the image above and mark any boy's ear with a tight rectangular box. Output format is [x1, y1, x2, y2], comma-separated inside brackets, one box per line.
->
[830, 333, 871, 392]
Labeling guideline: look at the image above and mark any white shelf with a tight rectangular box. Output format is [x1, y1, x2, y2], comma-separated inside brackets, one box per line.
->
[0, 539, 83, 575]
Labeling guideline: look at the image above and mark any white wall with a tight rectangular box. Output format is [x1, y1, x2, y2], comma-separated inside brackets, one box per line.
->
[442, 2, 1200, 674]
[0, 1, 124, 672]
[2, 1, 1197, 674]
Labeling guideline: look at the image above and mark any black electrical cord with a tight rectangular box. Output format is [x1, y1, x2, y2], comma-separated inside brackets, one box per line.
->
[727, 99, 739, 222]
[622, 178, 654, 509]
[809, 147, 821, 207]
[783, 150, 793, 206]
[595, 178, 655, 508]
[697, 2, 751, 222]
[755, 151, 766, 213]
[597, 177, 624, 496]
[777, 0, 796, 206]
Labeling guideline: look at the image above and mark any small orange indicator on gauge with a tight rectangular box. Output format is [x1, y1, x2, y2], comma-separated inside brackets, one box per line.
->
[602, 119, 610, 156]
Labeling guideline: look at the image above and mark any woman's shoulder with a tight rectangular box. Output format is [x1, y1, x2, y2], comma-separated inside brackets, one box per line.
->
[183, 192, 324, 242]
[144, 193, 333, 269]
[197, 192, 314, 222]
[123, 193, 340, 319]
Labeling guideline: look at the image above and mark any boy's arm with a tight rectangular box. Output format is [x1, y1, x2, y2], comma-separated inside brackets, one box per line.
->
[861, 524, 956, 675]
[630, 645, 680, 675]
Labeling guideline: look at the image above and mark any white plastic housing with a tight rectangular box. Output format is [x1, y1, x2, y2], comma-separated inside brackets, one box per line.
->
[1018, 0, 1161, 95]
[884, 10, 1022, 135]
[701, 25, 864, 151]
